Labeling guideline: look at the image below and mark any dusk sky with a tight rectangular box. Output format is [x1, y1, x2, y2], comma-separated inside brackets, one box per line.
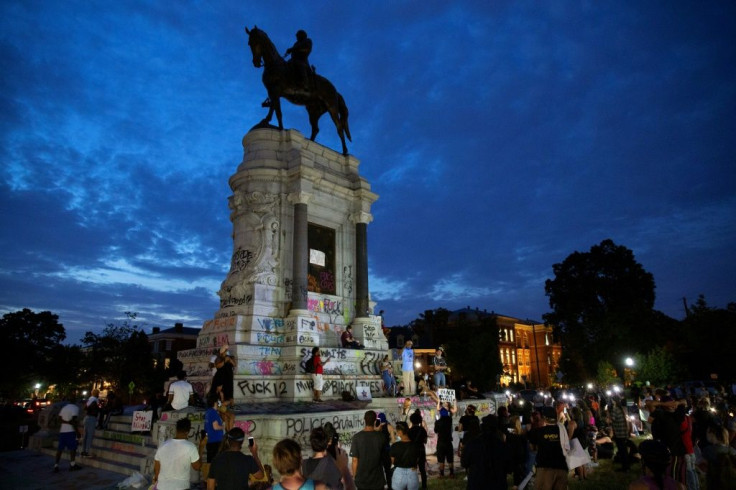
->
[2, 1, 734, 344]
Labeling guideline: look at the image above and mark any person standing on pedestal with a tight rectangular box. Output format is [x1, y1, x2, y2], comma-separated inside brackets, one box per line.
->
[401, 340, 416, 397]
[312, 347, 331, 402]
[430, 347, 447, 389]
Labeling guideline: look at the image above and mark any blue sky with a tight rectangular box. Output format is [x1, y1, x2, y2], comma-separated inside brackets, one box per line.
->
[2, 1, 734, 344]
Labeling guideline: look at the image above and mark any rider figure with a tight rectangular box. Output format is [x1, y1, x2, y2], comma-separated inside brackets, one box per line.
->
[284, 29, 312, 91]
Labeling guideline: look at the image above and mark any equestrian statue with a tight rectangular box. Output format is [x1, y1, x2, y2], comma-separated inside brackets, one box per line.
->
[245, 26, 352, 155]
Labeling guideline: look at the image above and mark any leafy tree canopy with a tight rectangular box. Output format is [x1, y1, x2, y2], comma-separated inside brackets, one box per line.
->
[82, 312, 154, 394]
[0, 308, 66, 398]
[544, 239, 657, 380]
[678, 295, 736, 381]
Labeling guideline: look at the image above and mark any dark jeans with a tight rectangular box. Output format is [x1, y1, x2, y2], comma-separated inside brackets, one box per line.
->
[614, 437, 630, 469]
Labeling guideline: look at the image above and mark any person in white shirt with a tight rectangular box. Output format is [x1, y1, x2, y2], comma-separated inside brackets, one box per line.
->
[167, 371, 194, 411]
[81, 389, 100, 456]
[154, 418, 202, 489]
[54, 400, 83, 472]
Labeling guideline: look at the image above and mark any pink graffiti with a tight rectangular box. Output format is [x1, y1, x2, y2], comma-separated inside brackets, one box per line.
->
[256, 359, 275, 375]
[234, 419, 257, 436]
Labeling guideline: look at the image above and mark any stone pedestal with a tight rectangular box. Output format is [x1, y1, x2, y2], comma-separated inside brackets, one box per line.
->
[179, 128, 383, 403]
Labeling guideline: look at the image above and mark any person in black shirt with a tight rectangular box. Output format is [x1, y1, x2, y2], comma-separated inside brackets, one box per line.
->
[390, 422, 419, 490]
[434, 402, 456, 478]
[461, 414, 511, 490]
[528, 408, 568, 489]
[408, 410, 428, 489]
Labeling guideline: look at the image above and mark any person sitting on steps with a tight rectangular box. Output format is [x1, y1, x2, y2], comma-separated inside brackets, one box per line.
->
[341, 325, 364, 349]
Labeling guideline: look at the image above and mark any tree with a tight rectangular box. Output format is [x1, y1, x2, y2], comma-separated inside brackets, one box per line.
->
[82, 312, 155, 396]
[678, 295, 736, 381]
[445, 314, 502, 392]
[0, 308, 66, 398]
[544, 239, 656, 381]
[637, 346, 679, 386]
[595, 360, 619, 387]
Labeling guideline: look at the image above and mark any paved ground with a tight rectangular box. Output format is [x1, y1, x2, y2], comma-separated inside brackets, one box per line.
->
[0, 448, 464, 489]
[0, 449, 128, 490]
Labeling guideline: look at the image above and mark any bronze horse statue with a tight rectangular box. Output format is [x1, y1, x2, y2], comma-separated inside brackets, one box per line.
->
[245, 26, 351, 155]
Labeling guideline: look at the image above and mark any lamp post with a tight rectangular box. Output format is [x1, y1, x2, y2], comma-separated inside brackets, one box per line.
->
[623, 357, 635, 387]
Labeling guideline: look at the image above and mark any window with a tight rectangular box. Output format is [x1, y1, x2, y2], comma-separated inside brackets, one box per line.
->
[308, 223, 336, 295]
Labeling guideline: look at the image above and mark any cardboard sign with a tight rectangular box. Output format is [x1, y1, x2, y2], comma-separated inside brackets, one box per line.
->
[437, 388, 456, 403]
[356, 381, 372, 401]
[131, 410, 153, 432]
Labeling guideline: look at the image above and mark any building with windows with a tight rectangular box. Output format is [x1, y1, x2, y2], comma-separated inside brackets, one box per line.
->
[388, 307, 562, 388]
[148, 322, 200, 371]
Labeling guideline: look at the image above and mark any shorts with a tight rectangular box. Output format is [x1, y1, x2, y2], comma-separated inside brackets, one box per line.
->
[58, 432, 78, 452]
[436, 441, 454, 464]
[312, 373, 324, 391]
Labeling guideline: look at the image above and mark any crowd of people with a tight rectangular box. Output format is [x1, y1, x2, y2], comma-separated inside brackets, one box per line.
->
[53, 331, 736, 490]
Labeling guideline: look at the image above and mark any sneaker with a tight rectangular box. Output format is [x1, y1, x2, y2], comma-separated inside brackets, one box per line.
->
[70, 465, 82, 471]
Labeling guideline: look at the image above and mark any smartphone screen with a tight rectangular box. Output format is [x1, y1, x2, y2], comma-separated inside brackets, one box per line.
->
[248, 437, 254, 447]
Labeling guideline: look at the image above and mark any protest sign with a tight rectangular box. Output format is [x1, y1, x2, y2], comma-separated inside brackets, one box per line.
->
[437, 388, 455, 403]
[131, 410, 153, 432]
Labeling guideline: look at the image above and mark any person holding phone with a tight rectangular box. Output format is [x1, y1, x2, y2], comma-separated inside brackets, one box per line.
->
[207, 427, 264, 490]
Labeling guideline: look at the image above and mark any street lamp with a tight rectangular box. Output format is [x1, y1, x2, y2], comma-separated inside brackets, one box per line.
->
[623, 357, 635, 387]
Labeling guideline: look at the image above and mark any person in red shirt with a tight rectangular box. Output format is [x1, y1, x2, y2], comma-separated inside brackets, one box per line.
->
[311, 347, 331, 402]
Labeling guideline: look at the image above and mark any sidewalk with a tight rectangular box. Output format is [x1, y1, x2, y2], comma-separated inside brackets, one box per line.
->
[0, 449, 128, 490]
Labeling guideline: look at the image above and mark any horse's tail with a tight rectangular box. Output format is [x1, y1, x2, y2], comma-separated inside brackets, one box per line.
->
[338, 92, 351, 142]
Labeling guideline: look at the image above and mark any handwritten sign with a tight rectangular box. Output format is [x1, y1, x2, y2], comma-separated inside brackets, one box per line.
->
[131, 410, 153, 432]
[437, 388, 456, 403]
[356, 381, 372, 401]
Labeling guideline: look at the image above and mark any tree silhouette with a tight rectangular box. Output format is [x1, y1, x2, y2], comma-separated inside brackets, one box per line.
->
[0, 308, 66, 398]
[544, 239, 656, 382]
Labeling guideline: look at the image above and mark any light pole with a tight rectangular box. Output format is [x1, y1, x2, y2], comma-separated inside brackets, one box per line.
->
[624, 357, 635, 387]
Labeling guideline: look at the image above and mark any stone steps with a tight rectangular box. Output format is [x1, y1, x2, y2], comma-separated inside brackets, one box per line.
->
[34, 414, 154, 477]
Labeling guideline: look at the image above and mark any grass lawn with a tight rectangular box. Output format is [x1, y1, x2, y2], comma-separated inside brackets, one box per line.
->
[424, 456, 645, 490]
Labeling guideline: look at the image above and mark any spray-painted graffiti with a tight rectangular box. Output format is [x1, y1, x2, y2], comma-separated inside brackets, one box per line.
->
[220, 294, 252, 308]
[233, 419, 258, 436]
[256, 317, 284, 333]
[203, 316, 238, 331]
[307, 297, 344, 322]
[363, 324, 378, 340]
[323, 363, 358, 376]
[256, 332, 285, 344]
[319, 271, 335, 293]
[285, 333, 314, 344]
[284, 412, 365, 447]
[197, 333, 230, 349]
[231, 247, 254, 272]
[237, 380, 288, 397]
[256, 346, 282, 357]
[359, 351, 383, 375]
[178, 347, 216, 359]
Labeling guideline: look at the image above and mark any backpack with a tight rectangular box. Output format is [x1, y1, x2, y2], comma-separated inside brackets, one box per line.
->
[305, 355, 315, 373]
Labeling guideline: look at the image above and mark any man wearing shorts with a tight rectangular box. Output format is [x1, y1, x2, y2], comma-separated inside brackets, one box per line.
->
[311, 346, 331, 402]
[54, 400, 83, 472]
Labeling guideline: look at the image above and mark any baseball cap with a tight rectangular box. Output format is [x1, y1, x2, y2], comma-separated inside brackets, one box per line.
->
[377, 412, 388, 424]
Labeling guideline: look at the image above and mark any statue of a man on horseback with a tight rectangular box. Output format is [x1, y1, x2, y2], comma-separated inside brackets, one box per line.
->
[245, 26, 352, 155]
[284, 30, 313, 92]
